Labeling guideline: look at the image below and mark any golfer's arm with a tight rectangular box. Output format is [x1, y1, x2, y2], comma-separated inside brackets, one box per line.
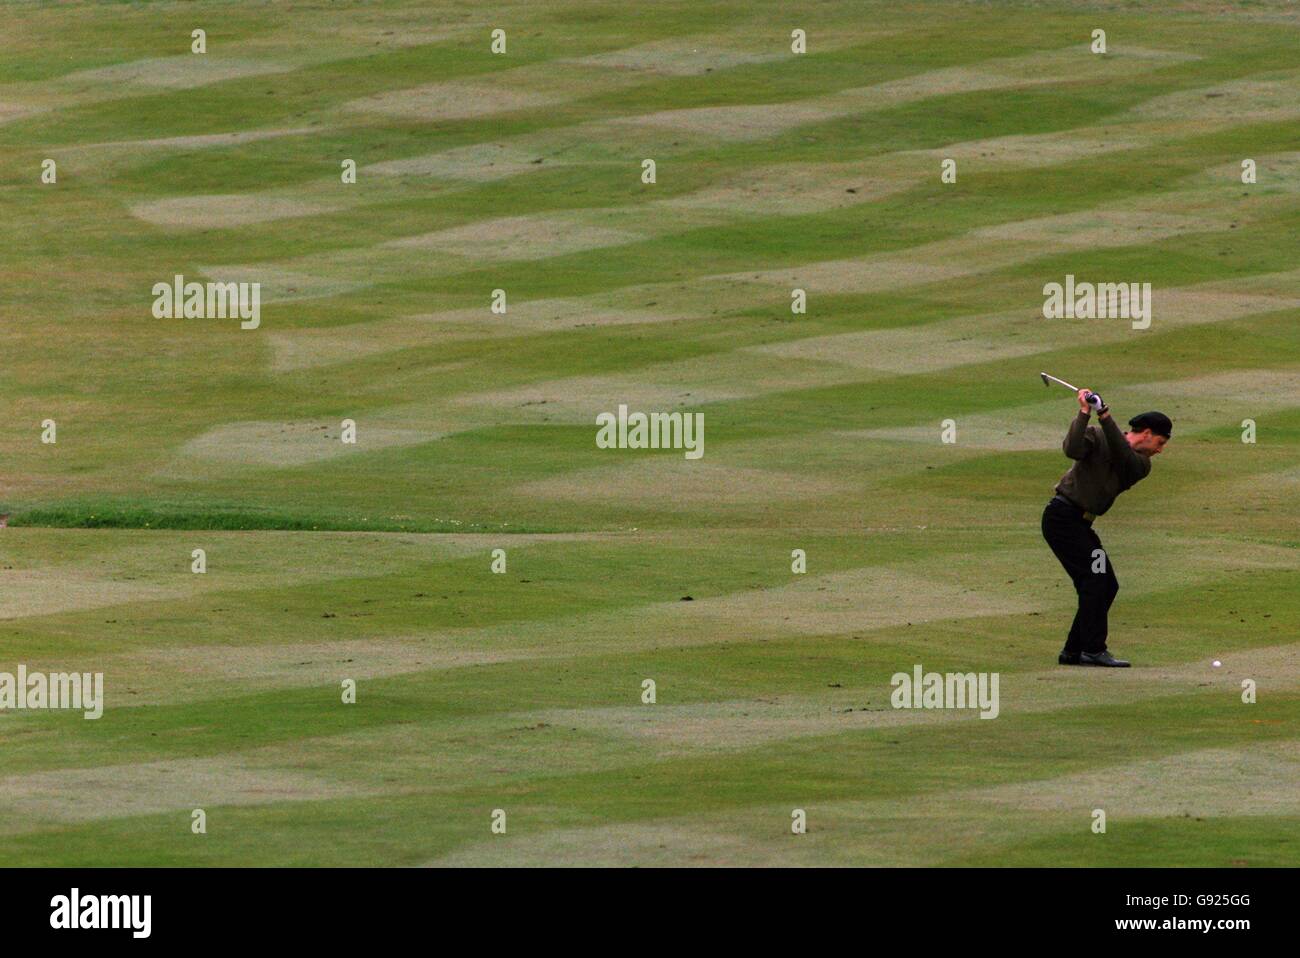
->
[1099, 411, 1150, 480]
[1062, 411, 1093, 459]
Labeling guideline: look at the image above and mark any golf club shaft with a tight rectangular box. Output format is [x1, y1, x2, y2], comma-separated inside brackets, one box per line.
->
[1041, 372, 1104, 409]
[1042, 373, 1079, 392]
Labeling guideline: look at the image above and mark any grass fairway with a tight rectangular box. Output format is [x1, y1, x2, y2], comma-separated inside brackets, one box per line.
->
[1, 0, 1297, 867]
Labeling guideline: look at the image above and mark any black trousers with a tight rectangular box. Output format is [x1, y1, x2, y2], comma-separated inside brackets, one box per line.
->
[1041, 497, 1119, 655]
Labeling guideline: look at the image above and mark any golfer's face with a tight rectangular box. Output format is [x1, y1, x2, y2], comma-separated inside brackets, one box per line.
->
[1136, 432, 1168, 456]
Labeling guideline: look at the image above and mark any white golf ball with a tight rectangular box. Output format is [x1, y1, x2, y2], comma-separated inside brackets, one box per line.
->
[1212, 660, 1221, 668]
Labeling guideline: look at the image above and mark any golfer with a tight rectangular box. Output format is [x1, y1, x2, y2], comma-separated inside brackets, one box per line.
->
[1042, 389, 1171, 667]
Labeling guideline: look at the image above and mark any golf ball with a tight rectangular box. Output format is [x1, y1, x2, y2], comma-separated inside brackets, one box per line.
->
[1212, 660, 1222, 668]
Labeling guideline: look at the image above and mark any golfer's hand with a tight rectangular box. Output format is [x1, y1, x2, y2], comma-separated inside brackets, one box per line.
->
[1077, 389, 1093, 414]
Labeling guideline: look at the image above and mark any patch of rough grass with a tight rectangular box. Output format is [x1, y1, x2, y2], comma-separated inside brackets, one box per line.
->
[175, 419, 436, 467]
[984, 43, 1200, 77]
[455, 371, 746, 419]
[322, 25, 461, 50]
[655, 163, 914, 216]
[969, 209, 1220, 246]
[385, 213, 646, 261]
[1187, 152, 1300, 192]
[131, 194, 339, 230]
[424, 820, 773, 867]
[0, 101, 40, 125]
[344, 82, 563, 121]
[267, 317, 455, 371]
[0, 570, 181, 621]
[567, 39, 784, 76]
[749, 309, 1047, 373]
[514, 461, 850, 509]
[900, 124, 1179, 171]
[1196, 267, 1300, 298]
[0, 756, 377, 827]
[723, 245, 1000, 295]
[123, 639, 521, 699]
[365, 142, 565, 181]
[194, 264, 366, 303]
[60, 56, 292, 89]
[970, 741, 1300, 818]
[1126, 72, 1300, 124]
[494, 115, 725, 164]
[268, 299, 691, 371]
[685, 566, 1037, 635]
[725, 206, 1234, 294]
[67, 126, 318, 153]
[614, 101, 841, 141]
[455, 347, 857, 423]
[828, 65, 1024, 107]
[1131, 367, 1300, 410]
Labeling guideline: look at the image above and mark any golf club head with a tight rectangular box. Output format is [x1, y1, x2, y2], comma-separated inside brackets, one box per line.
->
[1039, 372, 1079, 393]
[1040, 372, 1101, 408]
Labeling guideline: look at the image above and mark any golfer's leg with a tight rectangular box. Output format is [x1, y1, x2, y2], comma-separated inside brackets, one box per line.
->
[1042, 504, 1092, 654]
[1077, 528, 1114, 654]
[1100, 551, 1119, 648]
[1066, 575, 1088, 651]
[1066, 609, 1085, 650]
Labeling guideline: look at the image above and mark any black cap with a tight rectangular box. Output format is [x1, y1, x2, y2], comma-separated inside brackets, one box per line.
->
[1129, 411, 1172, 438]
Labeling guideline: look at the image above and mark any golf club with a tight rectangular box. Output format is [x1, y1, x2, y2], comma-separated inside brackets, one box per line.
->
[1040, 372, 1104, 410]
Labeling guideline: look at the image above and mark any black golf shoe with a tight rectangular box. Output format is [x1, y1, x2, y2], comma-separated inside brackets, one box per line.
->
[1080, 649, 1130, 668]
[1058, 650, 1081, 665]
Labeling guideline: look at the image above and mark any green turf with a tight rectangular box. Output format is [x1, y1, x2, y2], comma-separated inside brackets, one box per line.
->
[1, 0, 1297, 866]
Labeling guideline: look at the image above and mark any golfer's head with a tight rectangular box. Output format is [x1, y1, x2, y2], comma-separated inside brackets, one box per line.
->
[1127, 411, 1172, 455]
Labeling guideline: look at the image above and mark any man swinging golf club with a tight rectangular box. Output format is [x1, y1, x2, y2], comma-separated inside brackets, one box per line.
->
[1039, 374, 1171, 667]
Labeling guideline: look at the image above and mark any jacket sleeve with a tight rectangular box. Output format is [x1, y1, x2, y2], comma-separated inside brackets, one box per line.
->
[1062, 412, 1094, 460]
[1100, 413, 1151, 483]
